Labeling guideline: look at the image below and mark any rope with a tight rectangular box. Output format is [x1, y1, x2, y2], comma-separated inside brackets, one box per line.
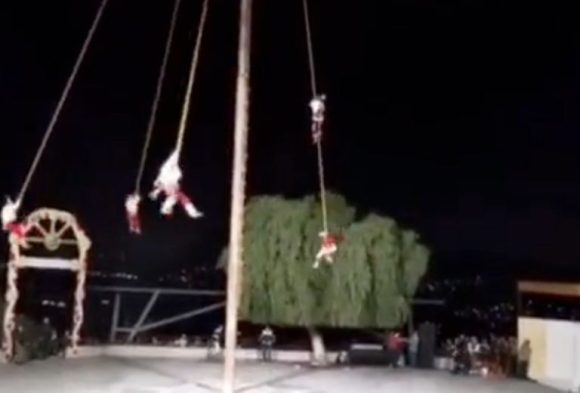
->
[17, 0, 110, 203]
[302, 0, 317, 97]
[175, 0, 209, 157]
[303, 0, 328, 233]
[316, 139, 328, 233]
[134, 0, 182, 194]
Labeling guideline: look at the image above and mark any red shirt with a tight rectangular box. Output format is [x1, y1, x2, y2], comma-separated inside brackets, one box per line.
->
[388, 335, 404, 351]
[322, 234, 336, 247]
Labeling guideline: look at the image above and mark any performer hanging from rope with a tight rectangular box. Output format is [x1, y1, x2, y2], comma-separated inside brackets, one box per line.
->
[302, 0, 340, 268]
[125, 0, 182, 234]
[1, 0, 108, 244]
[1, 197, 26, 239]
[313, 230, 339, 268]
[150, 150, 203, 218]
[152, 0, 209, 220]
[148, 0, 208, 220]
[125, 194, 142, 234]
[309, 94, 326, 144]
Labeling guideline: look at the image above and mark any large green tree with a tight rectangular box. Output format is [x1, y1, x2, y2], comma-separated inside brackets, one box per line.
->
[219, 193, 429, 363]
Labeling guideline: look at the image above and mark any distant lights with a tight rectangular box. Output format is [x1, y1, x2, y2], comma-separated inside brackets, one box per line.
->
[41, 299, 66, 308]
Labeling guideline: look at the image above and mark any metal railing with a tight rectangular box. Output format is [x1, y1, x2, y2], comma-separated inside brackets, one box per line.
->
[88, 285, 225, 343]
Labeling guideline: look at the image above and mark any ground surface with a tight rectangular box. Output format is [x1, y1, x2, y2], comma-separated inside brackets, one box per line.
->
[0, 357, 558, 393]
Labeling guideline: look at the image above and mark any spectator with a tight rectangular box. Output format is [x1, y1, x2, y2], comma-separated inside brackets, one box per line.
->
[386, 332, 405, 368]
[517, 340, 531, 379]
[258, 326, 275, 362]
[408, 331, 420, 368]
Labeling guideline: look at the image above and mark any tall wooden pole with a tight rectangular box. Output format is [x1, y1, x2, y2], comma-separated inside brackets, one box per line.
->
[223, 0, 252, 392]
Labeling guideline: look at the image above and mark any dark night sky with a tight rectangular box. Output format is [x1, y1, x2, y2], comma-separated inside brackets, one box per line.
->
[1, 0, 580, 277]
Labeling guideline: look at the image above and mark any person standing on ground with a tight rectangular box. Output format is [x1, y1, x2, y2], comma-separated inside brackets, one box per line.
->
[517, 340, 531, 379]
[207, 325, 223, 358]
[408, 331, 420, 368]
[387, 332, 405, 368]
[467, 337, 479, 373]
[259, 326, 275, 362]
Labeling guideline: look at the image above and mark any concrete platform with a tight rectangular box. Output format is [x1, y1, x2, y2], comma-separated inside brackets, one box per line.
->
[0, 357, 558, 393]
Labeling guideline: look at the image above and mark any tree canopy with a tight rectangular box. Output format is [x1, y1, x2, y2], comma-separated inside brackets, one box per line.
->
[219, 193, 429, 330]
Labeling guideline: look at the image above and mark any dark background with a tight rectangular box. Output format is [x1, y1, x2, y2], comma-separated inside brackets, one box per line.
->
[1, 0, 580, 279]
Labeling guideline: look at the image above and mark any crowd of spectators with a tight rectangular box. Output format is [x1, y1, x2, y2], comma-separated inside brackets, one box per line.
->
[442, 335, 531, 379]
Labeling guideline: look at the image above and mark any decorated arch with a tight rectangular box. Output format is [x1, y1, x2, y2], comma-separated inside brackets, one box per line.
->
[2, 208, 91, 360]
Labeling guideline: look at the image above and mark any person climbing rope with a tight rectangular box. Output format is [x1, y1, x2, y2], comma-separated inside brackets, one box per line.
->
[313, 230, 339, 268]
[1, 197, 27, 239]
[309, 94, 326, 144]
[125, 194, 142, 234]
[150, 150, 203, 219]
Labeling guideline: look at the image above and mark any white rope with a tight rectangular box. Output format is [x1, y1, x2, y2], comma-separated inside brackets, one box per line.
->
[175, 0, 209, 157]
[17, 0, 110, 203]
[302, 0, 317, 97]
[134, 0, 182, 194]
[316, 138, 328, 233]
[303, 0, 328, 233]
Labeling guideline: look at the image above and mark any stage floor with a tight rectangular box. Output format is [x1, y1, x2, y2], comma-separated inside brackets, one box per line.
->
[0, 357, 558, 393]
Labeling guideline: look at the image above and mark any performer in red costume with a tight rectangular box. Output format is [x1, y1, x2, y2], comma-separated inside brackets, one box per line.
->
[309, 94, 326, 144]
[125, 194, 142, 234]
[149, 150, 203, 218]
[313, 230, 339, 268]
[1, 197, 26, 239]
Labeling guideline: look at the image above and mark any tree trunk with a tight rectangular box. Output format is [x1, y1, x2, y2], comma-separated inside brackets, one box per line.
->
[308, 327, 327, 366]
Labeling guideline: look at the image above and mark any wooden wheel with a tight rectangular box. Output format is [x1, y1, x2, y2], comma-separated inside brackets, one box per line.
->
[19, 208, 90, 252]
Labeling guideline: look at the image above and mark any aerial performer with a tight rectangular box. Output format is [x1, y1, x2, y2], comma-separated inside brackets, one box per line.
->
[1, 198, 26, 239]
[125, 194, 142, 234]
[149, 150, 203, 218]
[309, 93, 336, 268]
[313, 231, 340, 268]
[309, 94, 326, 144]
[125, 0, 208, 231]
[1, 0, 109, 362]
[1, 0, 109, 244]
[124, 0, 180, 233]
[302, 0, 339, 267]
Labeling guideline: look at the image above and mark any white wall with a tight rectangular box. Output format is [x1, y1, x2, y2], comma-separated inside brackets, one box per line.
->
[519, 317, 580, 392]
[72, 345, 336, 363]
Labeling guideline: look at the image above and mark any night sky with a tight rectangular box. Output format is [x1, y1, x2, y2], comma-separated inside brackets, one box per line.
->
[1, 0, 580, 278]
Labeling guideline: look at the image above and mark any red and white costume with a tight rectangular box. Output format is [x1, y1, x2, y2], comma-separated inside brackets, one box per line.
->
[125, 194, 142, 234]
[149, 150, 203, 218]
[314, 230, 338, 268]
[309, 94, 326, 144]
[1, 197, 26, 239]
